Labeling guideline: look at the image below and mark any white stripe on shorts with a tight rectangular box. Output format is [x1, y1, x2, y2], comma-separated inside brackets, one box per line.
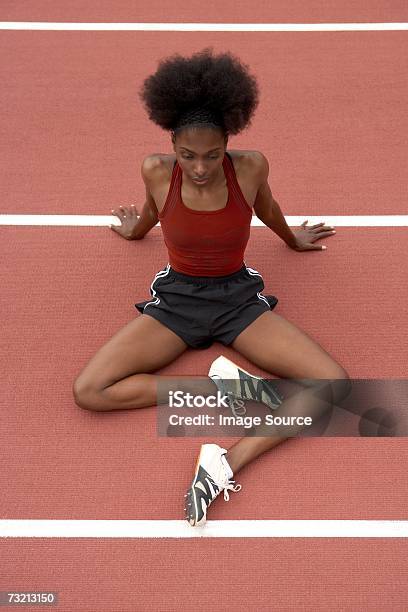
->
[256, 292, 272, 307]
[143, 263, 171, 311]
[244, 262, 271, 308]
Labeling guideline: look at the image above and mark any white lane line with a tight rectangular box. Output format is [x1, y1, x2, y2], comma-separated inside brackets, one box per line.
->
[1, 215, 408, 227]
[1, 22, 408, 31]
[1, 520, 407, 538]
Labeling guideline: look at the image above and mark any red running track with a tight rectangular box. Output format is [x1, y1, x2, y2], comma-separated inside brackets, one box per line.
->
[1, 6, 408, 611]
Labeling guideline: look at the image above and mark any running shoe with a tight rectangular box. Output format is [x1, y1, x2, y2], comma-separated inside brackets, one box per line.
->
[208, 355, 283, 417]
[184, 443, 242, 527]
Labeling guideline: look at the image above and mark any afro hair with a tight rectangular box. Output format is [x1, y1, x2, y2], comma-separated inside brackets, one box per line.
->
[139, 47, 259, 136]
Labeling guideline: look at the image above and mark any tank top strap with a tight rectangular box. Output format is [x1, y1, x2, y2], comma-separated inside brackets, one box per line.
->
[223, 152, 252, 213]
[158, 159, 180, 219]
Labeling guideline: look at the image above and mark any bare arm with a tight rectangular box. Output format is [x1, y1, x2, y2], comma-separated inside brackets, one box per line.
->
[252, 152, 298, 248]
[129, 157, 161, 240]
[128, 198, 159, 240]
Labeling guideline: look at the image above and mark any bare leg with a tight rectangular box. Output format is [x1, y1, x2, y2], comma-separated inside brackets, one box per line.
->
[81, 373, 218, 411]
[73, 314, 218, 411]
[224, 311, 350, 474]
[73, 311, 349, 472]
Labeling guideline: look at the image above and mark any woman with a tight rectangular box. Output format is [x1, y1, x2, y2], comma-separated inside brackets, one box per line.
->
[73, 48, 349, 527]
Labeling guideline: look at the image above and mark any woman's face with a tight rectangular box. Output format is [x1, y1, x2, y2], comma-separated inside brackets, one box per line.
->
[172, 127, 228, 187]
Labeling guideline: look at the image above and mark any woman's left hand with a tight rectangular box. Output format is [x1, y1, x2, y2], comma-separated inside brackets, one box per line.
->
[291, 220, 336, 251]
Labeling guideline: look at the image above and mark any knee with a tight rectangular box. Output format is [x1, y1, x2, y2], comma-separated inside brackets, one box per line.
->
[304, 365, 351, 405]
[72, 377, 106, 411]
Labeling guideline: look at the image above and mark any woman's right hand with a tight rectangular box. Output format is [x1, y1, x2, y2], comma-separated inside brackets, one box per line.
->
[110, 204, 140, 240]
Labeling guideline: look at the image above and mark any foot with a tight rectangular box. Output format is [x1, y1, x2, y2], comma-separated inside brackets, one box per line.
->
[208, 355, 283, 416]
[184, 443, 242, 527]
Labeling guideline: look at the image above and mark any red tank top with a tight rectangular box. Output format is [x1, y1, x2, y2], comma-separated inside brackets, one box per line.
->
[158, 152, 253, 276]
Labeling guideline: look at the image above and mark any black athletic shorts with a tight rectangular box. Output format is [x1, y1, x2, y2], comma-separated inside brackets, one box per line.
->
[134, 262, 278, 350]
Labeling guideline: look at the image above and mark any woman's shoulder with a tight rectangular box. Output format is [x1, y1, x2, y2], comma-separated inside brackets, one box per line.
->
[141, 153, 172, 178]
[227, 149, 269, 182]
[227, 149, 267, 173]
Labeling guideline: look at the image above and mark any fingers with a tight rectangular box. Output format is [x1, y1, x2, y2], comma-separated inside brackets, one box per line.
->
[110, 206, 127, 230]
[128, 204, 139, 216]
[109, 204, 139, 238]
[111, 207, 123, 222]
[309, 222, 335, 231]
[313, 230, 336, 238]
[114, 205, 127, 220]
[302, 221, 336, 233]
[110, 204, 139, 221]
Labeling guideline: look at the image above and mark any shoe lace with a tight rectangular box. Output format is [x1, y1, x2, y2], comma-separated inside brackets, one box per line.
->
[222, 479, 242, 501]
[210, 375, 247, 417]
[226, 392, 247, 417]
